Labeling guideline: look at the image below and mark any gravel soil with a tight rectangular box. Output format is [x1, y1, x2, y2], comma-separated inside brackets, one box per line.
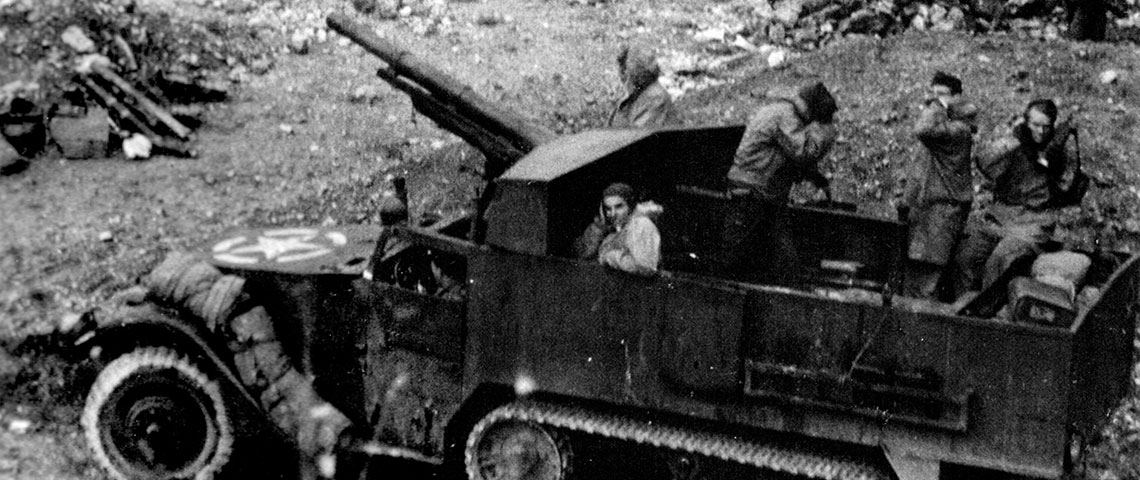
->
[2, 0, 1140, 478]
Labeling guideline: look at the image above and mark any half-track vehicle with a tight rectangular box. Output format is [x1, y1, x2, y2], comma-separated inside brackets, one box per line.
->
[70, 14, 1140, 480]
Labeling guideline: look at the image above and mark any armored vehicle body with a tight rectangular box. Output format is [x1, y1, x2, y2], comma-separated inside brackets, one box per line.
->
[72, 14, 1139, 480]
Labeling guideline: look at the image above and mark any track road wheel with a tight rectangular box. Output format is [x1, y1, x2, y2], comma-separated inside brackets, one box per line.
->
[82, 347, 233, 480]
[466, 418, 571, 480]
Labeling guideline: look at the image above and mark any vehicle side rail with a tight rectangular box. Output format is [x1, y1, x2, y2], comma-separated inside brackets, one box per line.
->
[743, 360, 970, 432]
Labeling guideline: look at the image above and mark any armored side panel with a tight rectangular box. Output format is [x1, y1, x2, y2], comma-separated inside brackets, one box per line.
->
[1067, 255, 1140, 440]
[465, 244, 1138, 479]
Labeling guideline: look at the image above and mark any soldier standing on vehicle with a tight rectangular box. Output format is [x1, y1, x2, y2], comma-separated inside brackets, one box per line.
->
[899, 72, 978, 299]
[574, 182, 662, 275]
[951, 98, 1087, 298]
[607, 45, 681, 128]
[720, 82, 838, 285]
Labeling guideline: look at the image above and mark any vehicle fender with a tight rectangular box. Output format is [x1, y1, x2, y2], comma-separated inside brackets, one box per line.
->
[77, 303, 263, 415]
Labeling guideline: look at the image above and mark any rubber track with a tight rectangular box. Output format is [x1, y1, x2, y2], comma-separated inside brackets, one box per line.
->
[468, 401, 889, 480]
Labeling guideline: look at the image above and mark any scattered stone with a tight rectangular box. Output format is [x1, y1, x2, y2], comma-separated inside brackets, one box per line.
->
[351, 84, 384, 104]
[694, 26, 728, 42]
[228, 65, 250, 83]
[98, 231, 113, 242]
[947, 8, 966, 26]
[1100, 70, 1120, 84]
[279, 124, 295, 135]
[767, 49, 788, 68]
[840, 9, 892, 35]
[911, 14, 927, 30]
[7, 418, 31, 434]
[732, 35, 759, 51]
[249, 57, 273, 75]
[929, 4, 948, 25]
[74, 54, 112, 75]
[289, 31, 311, 55]
[122, 133, 152, 160]
[59, 313, 83, 334]
[768, 22, 786, 43]
[61, 25, 95, 53]
[774, 0, 803, 25]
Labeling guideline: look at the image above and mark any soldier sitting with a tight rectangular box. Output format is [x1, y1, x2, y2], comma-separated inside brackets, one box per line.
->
[573, 182, 662, 275]
[951, 98, 1087, 299]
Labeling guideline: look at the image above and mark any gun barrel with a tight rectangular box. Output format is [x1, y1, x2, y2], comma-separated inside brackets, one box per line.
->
[327, 13, 556, 155]
[376, 67, 524, 178]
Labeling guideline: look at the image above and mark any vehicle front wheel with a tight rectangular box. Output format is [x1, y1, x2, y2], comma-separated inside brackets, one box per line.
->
[81, 347, 234, 480]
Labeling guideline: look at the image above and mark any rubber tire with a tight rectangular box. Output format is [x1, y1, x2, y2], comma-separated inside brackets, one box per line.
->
[82, 347, 234, 480]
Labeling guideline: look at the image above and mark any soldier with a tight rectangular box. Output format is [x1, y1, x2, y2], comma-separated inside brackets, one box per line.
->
[951, 98, 1085, 298]
[607, 45, 681, 128]
[721, 82, 839, 285]
[574, 182, 662, 275]
[899, 72, 978, 299]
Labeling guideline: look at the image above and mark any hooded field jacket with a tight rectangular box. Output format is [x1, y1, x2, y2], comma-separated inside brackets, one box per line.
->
[727, 94, 836, 201]
[598, 202, 663, 275]
[904, 98, 979, 207]
[608, 81, 681, 128]
[977, 122, 1075, 211]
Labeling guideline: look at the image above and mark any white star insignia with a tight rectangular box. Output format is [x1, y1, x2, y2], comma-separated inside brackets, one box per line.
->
[212, 228, 347, 265]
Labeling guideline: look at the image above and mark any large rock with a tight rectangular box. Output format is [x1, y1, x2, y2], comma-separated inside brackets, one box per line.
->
[61, 25, 95, 53]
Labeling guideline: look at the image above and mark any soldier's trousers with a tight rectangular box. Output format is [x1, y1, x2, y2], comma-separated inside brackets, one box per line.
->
[951, 207, 1054, 299]
[718, 194, 801, 286]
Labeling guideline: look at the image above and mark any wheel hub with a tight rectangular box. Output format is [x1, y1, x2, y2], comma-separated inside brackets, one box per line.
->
[468, 420, 568, 480]
[104, 375, 216, 476]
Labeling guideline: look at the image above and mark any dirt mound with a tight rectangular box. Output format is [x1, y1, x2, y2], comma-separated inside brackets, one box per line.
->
[0, 0, 273, 107]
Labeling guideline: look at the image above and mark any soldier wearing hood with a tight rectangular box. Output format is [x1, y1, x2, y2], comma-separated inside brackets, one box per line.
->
[607, 45, 681, 128]
[720, 82, 839, 285]
[574, 182, 662, 275]
[900, 71, 979, 299]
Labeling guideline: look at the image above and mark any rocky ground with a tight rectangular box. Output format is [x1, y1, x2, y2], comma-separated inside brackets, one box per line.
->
[2, 0, 1140, 478]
